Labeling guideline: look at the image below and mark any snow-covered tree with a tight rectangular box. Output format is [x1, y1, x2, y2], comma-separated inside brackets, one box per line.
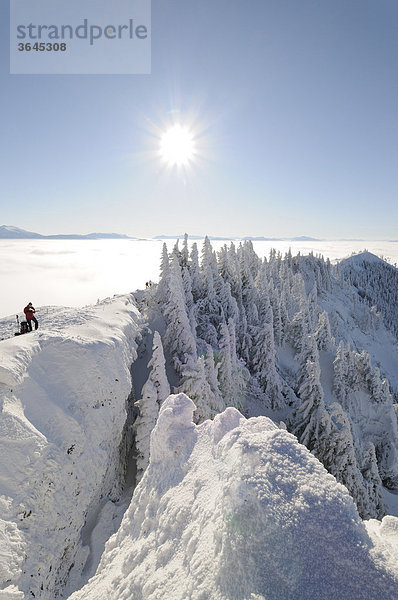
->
[179, 349, 225, 423]
[217, 322, 234, 403]
[133, 332, 171, 482]
[164, 254, 197, 374]
[315, 311, 333, 351]
[148, 237, 398, 521]
[288, 304, 311, 354]
[204, 344, 224, 415]
[148, 331, 170, 405]
[134, 380, 159, 481]
[189, 242, 202, 302]
[195, 237, 223, 346]
[333, 341, 348, 403]
[217, 321, 248, 410]
[317, 403, 369, 518]
[178, 356, 215, 423]
[360, 442, 387, 520]
[251, 292, 282, 409]
[293, 351, 324, 450]
[181, 233, 189, 268]
[307, 285, 318, 329]
[156, 243, 170, 304]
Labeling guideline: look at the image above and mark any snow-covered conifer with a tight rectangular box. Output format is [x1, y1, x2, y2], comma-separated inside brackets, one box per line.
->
[333, 341, 348, 403]
[148, 331, 170, 404]
[251, 292, 282, 409]
[189, 242, 202, 302]
[354, 350, 373, 389]
[345, 345, 360, 394]
[133, 332, 171, 481]
[381, 378, 393, 404]
[291, 273, 307, 315]
[226, 242, 243, 300]
[307, 285, 318, 329]
[164, 254, 197, 374]
[217, 322, 234, 402]
[268, 284, 283, 346]
[171, 239, 181, 263]
[288, 304, 311, 353]
[204, 344, 224, 414]
[196, 237, 223, 346]
[316, 403, 369, 518]
[238, 243, 259, 327]
[178, 356, 215, 423]
[315, 311, 333, 351]
[360, 442, 387, 520]
[218, 321, 248, 410]
[181, 233, 189, 268]
[293, 353, 324, 450]
[157, 243, 170, 303]
[134, 379, 159, 481]
[369, 367, 384, 403]
[218, 280, 239, 326]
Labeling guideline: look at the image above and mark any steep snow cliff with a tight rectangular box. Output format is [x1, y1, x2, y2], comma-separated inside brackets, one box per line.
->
[0, 296, 143, 599]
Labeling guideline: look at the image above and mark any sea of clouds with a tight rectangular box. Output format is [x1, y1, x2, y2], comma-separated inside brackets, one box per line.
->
[1, 238, 397, 318]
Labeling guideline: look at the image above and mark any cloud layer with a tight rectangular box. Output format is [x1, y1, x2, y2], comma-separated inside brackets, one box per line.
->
[1, 239, 397, 318]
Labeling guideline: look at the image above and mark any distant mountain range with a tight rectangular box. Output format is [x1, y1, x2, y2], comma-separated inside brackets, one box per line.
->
[154, 234, 323, 241]
[243, 235, 322, 242]
[0, 225, 135, 240]
[154, 235, 239, 241]
[1, 227, 323, 242]
[3, 226, 390, 243]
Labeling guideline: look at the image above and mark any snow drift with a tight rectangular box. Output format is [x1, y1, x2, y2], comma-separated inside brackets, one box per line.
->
[69, 393, 398, 600]
[0, 295, 143, 599]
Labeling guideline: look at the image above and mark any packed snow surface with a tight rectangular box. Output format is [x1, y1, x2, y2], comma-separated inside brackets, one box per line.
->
[70, 394, 398, 600]
[0, 295, 143, 599]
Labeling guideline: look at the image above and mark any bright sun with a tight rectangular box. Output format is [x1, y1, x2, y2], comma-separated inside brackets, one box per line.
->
[159, 124, 195, 167]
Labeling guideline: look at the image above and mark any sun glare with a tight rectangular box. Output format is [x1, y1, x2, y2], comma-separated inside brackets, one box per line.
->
[159, 124, 196, 167]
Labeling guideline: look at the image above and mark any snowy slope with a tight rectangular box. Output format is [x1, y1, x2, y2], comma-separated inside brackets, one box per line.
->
[69, 394, 398, 600]
[318, 265, 398, 398]
[0, 225, 42, 239]
[0, 295, 143, 599]
[337, 250, 398, 338]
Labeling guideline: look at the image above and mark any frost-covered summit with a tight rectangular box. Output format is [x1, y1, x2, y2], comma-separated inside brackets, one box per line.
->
[338, 249, 398, 337]
[69, 394, 398, 600]
[340, 250, 387, 266]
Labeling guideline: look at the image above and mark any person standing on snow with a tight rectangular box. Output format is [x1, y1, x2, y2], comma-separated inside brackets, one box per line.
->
[24, 302, 38, 331]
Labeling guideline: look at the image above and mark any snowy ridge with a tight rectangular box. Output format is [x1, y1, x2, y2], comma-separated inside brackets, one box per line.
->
[340, 250, 387, 265]
[337, 250, 398, 337]
[0, 295, 143, 599]
[70, 394, 398, 600]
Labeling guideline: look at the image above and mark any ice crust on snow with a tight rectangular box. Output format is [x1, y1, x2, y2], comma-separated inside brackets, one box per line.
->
[0, 295, 143, 598]
[70, 393, 398, 600]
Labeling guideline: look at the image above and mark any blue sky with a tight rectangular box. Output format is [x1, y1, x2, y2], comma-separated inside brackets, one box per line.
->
[0, 0, 397, 238]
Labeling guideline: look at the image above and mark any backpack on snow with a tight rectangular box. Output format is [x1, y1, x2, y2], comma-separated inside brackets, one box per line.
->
[14, 315, 29, 336]
[20, 321, 29, 334]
